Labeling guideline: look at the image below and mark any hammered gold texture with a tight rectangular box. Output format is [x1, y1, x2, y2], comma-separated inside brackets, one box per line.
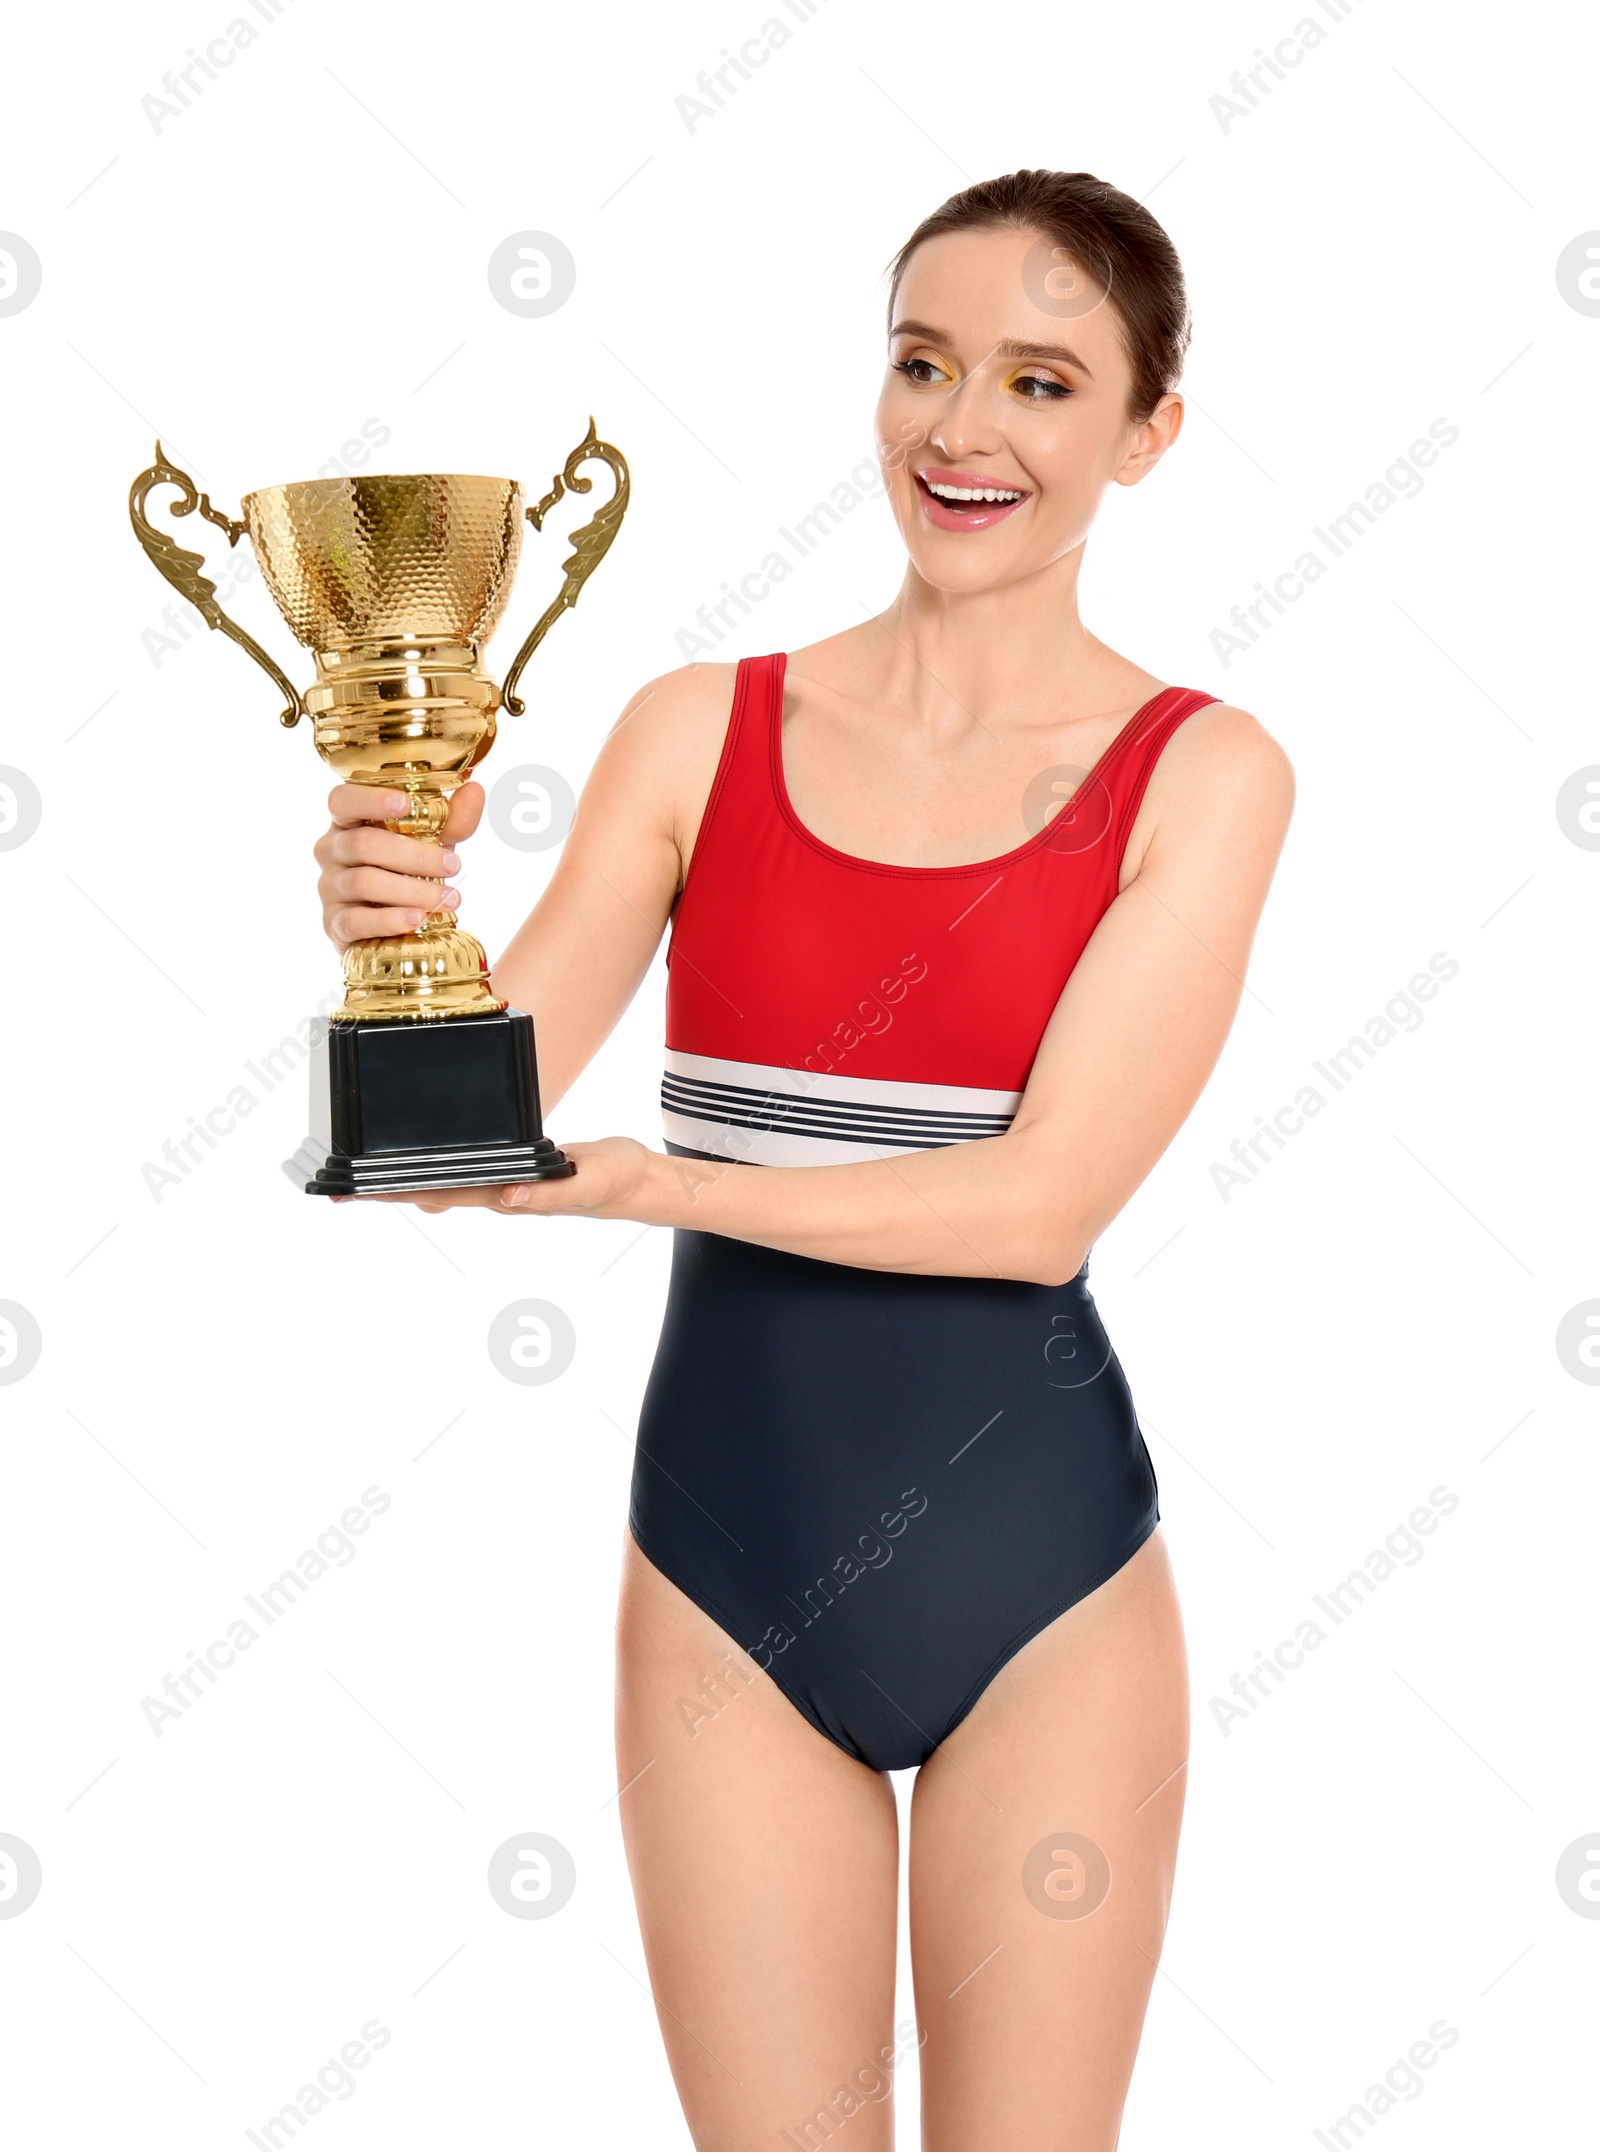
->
[239, 474, 527, 651]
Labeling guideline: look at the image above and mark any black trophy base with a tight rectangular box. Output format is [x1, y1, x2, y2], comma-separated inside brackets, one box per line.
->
[283, 1006, 576, 1197]
[295, 1136, 574, 1198]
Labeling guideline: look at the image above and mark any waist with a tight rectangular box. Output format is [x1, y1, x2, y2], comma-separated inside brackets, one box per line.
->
[661, 1223, 1091, 1301]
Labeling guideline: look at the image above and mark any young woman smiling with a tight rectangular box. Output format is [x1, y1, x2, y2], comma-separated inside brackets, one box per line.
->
[315, 170, 1294, 2149]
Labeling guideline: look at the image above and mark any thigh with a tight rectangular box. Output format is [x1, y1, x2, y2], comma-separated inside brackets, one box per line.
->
[614, 1530, 904, 2150]
[909, 1530, 1190, 2151]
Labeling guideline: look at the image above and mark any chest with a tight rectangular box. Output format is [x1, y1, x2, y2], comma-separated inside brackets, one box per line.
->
[777, 702, 1135, 872]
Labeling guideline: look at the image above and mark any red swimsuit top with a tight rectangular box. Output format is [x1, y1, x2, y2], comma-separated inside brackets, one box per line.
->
[661, 652, 1218, 1168]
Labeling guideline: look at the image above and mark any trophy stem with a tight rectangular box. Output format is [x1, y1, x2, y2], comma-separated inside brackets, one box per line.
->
[304, 642, 507, 1022]
[390, 774, 453, 843]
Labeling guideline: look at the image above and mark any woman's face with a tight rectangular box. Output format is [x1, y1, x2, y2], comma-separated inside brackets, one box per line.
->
[875, 223, 1182, 597]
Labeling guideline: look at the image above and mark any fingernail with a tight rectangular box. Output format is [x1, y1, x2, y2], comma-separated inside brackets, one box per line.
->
[441, 851, 460, 872]
[501, 1184, 531, 1206]
[405, 908, 424, 928]
[385, 793, 409, 815]
[441, 887, 461, 909]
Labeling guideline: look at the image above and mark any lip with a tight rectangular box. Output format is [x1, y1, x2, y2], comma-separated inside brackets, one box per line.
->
[913, 465, 1031, 533]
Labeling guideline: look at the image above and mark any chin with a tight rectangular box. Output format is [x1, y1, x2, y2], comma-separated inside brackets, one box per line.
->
[896, 531, 1036, 596]
[912, 559, 1027, 597]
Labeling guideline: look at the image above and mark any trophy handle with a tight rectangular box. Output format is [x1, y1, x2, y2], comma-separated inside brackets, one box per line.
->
[501, 418, 630, 717]
[128, 442, 304, 728]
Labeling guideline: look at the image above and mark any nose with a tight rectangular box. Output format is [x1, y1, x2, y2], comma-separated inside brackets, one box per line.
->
[927, 358, 1006, 467]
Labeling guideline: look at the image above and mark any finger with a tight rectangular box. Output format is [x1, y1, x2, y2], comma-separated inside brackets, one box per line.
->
[318, 826, 463, 879]
[443, 781, 485, 844]
[495, 1175, 584, 1214]
[325, 865, 460, 912]
[327, 783, 412, 828]
[337, 1185, 503, 1207]
[327, 903, 444, 943]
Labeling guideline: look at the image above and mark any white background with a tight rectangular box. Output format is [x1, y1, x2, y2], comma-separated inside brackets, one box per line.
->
[2, 0, 1595, 2144]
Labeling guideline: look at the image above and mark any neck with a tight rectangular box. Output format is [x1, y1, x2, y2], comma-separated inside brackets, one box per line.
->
[870, 543, 1130, 725]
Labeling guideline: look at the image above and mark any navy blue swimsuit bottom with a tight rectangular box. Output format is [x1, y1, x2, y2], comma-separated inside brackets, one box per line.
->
[629, 1227, 1158, 1772]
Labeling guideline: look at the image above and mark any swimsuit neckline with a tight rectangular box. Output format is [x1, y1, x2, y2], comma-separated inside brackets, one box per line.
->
[766, 649, 1178, 880]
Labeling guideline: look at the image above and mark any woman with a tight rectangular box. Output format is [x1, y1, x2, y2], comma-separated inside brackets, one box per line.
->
[317, 170, 1293, 2149]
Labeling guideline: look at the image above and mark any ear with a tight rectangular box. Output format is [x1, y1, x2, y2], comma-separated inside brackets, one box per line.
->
[1113, 392, 1185, 488]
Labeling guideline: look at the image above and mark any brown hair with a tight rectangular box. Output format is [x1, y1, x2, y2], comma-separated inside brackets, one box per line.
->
[885, 169, 1191, 426]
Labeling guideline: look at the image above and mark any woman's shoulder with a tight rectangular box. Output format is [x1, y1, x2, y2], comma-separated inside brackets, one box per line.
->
[1141, 692, 1296, 837]
[581, 661, 752, 842]
[597, 660, 742, 764]
[1171, 694, 1294, 780]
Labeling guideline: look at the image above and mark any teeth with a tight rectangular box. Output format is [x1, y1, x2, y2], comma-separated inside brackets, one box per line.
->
[926, 480, 1023, 503]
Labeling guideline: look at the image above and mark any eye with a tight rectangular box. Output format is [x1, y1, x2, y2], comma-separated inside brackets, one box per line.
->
[1010, 372, 1071, 401]
[892, 356, 950, 386]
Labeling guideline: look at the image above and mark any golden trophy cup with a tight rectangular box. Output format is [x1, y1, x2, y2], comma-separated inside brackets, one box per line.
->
[128, 423, 629, 1194]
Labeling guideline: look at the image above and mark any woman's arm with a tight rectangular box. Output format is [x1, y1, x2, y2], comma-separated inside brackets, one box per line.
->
[423, 701, 1296, 1286]
[313, 662, 736, 1106]
[485, 666, 735, 1110]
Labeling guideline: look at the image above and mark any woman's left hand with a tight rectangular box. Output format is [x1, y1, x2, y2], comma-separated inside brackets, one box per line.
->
[338, 1137, 661, 1221]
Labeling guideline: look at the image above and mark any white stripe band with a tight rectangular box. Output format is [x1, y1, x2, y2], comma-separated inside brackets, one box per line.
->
[661, 1049, 1021, 1168]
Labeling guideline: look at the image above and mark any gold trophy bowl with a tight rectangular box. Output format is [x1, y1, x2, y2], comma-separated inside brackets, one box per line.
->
[128, 426, 629, 1192]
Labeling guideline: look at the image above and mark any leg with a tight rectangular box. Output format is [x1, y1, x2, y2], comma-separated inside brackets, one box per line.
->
[909, 1530, 1190, 2150]
[614, 1530, 904, 2150]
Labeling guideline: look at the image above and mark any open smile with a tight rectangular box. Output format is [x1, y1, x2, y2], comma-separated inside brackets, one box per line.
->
[913, 466, 1032, 533]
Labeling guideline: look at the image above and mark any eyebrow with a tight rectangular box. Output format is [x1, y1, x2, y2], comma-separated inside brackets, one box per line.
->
[889, 320, 1094, 380]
